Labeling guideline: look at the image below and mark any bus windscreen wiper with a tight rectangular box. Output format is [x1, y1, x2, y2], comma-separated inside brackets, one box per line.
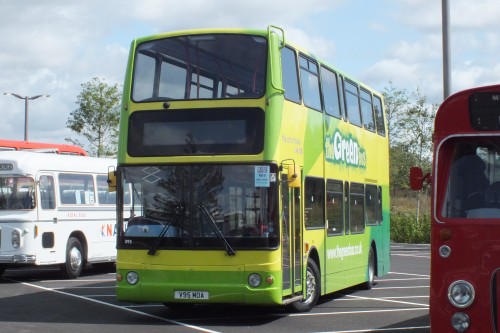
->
[199, 205, 236, 256]
[148, 201, 185, 255]
[147, 220, 172, 255]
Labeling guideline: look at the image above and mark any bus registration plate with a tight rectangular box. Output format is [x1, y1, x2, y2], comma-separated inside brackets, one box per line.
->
[174, 291, 209, 300]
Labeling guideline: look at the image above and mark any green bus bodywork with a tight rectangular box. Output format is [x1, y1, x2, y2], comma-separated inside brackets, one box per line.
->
[114, 26, 390, 312]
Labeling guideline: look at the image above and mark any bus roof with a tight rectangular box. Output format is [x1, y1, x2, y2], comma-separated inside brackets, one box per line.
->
[435, 84, 500, 137]
[0, 151, 115, 176]
[0, 139, 87, 156]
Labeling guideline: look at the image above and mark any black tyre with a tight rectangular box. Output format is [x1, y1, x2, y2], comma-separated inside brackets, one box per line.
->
[361, 246, 376, 290]
[0, 264, 6, 277]
[288, 258, 320, 312]
[60, 237, 84, 279]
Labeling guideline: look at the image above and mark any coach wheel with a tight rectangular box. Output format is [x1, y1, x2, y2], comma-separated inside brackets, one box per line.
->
[60, 237, 84, 279]
[362, 246, 375, 290]
[288, 258, 320, 313]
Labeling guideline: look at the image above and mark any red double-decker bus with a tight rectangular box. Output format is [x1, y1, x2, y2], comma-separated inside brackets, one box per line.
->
[411, 84, 500, 332]
[0, 139, 87, 156]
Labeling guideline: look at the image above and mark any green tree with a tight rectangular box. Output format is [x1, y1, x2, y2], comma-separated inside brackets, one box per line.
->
[383, 81, 409, 148]
[66, 77, 121, 157]
[383, 84, 436, 192]
[400, 87, 437, 222]
[389, 143, 419, 194]
[383, 82, 437, 224]
[400, 86, 437, 169]
[383, 83, 412, 194]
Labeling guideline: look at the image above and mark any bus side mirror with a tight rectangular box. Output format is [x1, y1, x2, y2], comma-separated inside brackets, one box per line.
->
[287, 164, 301, 188]
[410, 166, 430, 191]
[107, 169, 117, 192]
[280, 159, 301, 188]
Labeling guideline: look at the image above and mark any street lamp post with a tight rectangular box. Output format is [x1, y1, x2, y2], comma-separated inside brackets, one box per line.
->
[442, 0, 451, 100]
[3, 93, 50, 141]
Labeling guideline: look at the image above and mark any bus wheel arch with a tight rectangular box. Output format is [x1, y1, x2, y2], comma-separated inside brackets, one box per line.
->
[287, 251, 321, 313]
[60, 233, 87, 279]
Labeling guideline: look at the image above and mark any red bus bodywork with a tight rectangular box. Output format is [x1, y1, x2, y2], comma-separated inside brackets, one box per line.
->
[413, 85, 500, 332]
[0, 139, 87, 156]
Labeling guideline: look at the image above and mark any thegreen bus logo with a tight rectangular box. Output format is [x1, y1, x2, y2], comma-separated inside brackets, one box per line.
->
[325, 130, 366, 168]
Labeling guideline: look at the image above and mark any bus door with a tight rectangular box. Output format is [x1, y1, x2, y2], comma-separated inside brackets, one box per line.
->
[36, 173, 58, 262]
[281, 174, 303, 300]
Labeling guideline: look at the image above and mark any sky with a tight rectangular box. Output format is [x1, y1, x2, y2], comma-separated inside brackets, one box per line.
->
[1, 0, 500, 146]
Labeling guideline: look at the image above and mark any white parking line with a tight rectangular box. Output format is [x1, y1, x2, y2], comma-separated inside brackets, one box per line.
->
[375, 296, 428, 300]
[335, 296, 428, 301]
[52, 286, 114, 289]
[392, 254, 430, 258]
[8, 278, 221, 333]
[388, 272, 430, 278]
[290, 307, 428, 317]
[376, 278, 429, 282]
[372, 286, 428, 290]
[39, 279, 115, 283]
[343, 295, 428, 307]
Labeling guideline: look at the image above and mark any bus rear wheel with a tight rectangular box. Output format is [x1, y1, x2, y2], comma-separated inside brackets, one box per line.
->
[60, 237, 84, 279]
[288, 258, 320, 312]
[361, 246, 375, 290]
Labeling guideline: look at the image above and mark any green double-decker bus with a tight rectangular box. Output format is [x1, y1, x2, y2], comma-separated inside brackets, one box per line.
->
[112, 26, 390, 312]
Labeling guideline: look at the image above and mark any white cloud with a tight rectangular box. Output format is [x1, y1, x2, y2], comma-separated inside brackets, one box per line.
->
[391, 34, 441, 62]
[127, 0, 341, 30]
[362, 58, 420, 87]
[284, 28, 337, 61]
[452, 0, 500, 29]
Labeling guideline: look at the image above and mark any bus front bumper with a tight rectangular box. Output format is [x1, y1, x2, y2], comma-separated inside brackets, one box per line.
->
[0, 254, 36, 264]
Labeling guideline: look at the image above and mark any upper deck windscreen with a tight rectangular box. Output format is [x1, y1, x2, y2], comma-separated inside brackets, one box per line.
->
[132, 34, 267, 101]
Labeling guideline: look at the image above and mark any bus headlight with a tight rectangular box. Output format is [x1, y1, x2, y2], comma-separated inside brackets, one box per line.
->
[11, 230, 21, 249]
[439, 245, 451, 258]
[126, 271, 139, 285]
[248, 273, 262, 288]
[451, 312, 470, 332]
[448, 280, 475, 308]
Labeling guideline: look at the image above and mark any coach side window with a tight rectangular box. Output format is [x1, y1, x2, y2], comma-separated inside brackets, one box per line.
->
[305, 177, 325, 229]
[97, 175, 116, 205]
[281, 46, 301, 103]
[39, 175, 55, 209]
[299, 55, 321, 111]
[360, 89, 376, 132]
[373, 96, 386, 136]
[321, 67, 342, 119]
[344, 80, 362, 127]
[326, 180, 344, 235]
[349, 183, 365, 233]
[365, 184, 381, 225]
[59, 174, 95, 205]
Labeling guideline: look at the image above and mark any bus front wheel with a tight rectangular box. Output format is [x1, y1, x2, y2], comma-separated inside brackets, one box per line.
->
[288, 258, 320, 312]
[61, 237, 84, 279]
